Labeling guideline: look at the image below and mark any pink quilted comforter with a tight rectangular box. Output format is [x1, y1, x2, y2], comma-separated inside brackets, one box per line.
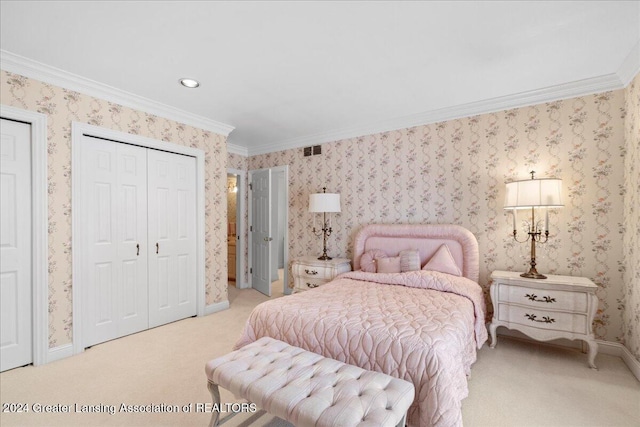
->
[235, 270, 488, 427]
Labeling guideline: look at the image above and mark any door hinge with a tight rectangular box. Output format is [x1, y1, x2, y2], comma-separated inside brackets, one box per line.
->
[249, 183, 253, 190]
[250, 267, 252, 274]
[250, 225, 253, 232]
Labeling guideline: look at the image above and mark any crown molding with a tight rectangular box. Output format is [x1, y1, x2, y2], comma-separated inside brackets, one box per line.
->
[0, 50, 235, 137]
[227, 142, 249, 157]
[617, 40, 640, 87]
[247, 71, 626, 156]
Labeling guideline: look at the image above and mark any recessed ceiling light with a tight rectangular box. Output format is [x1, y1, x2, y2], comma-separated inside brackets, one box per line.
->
[180, 78, 200, 88]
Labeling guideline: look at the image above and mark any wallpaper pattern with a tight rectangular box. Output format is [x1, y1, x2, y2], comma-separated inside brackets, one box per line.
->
[622, 73, 640, 360]
[248, 90, 628, 344]
[1, 70, 229, 349]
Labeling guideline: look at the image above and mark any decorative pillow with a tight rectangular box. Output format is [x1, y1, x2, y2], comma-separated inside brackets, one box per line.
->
[377, 256, 402, 274]
[360, 249, 387, 273]
[422, 244, 462, 276]
[399, 249, 421, 272]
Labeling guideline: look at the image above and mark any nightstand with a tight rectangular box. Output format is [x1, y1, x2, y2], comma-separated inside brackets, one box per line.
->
[489, 270, 599, 369]
[291, 256, 351, 293]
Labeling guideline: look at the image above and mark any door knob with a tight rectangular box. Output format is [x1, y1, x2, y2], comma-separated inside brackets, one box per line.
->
[264, 237, 273, 242]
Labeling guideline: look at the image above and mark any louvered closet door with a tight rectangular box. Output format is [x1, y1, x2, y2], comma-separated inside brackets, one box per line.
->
[83, 137, 149, 347]
[147, 149, 196, 328]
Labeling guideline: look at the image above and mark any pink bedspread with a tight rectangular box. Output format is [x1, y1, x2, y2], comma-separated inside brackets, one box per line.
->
[235, 270, 488, 427]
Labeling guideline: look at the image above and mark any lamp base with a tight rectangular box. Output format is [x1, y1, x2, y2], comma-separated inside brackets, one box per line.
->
[317, 255, 332, 261]
[520, 271, 547, 279]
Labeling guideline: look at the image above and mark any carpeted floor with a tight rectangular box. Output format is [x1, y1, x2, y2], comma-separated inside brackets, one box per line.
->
[1, 284, 638, 427]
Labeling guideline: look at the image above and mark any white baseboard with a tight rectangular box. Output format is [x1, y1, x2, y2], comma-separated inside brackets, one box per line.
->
[494, 328, 640, 382]
[46, 343, 73, 364]
[204, 300, 230, 315]
[598, 340, 640, 382]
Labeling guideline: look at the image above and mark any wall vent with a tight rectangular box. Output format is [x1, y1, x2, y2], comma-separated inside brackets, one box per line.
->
[303, 145, 322, 156]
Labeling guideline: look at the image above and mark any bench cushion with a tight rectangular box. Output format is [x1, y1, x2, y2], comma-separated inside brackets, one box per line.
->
[206, 337, 415, 427]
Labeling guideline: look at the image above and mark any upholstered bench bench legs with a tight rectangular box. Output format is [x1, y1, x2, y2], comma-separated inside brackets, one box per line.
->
[205, 337, 415, 427]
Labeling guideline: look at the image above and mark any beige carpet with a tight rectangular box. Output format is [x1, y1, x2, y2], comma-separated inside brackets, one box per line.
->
[1, 284, 638, 427]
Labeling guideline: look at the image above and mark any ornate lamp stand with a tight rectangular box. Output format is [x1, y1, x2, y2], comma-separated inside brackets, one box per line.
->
[512, 207, 550, 279]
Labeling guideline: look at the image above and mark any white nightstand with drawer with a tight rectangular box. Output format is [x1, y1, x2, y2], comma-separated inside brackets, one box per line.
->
[489, 270, 599, 369]
[291, 256, 351, 293]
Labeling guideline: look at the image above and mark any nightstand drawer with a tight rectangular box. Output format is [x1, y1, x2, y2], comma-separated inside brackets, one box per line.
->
[497, 284, 588, 313]
[292, 263, 333, 280]
[497, 304, 588, 334]
[294, 277, 328, 290]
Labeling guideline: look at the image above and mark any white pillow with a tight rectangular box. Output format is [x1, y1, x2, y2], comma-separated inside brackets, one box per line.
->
[399, 249, 421, 272]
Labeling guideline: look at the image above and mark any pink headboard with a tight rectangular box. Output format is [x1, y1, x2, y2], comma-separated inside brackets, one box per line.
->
[353, 224, 480, 283]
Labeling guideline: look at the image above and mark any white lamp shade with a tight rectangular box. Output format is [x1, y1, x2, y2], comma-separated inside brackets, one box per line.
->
[504, 178, 563, 209]
[309, 193, 341, 213]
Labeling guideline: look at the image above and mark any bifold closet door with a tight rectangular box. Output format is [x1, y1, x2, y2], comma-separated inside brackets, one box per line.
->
[83, 137, 149, 347]
[0, 119, 32, 371]
[147, 149, 197, 328]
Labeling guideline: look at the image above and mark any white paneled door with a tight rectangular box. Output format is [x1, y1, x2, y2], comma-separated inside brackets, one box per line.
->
[147, 149, 196, 328]
[250, 169, 272, 297]
[80, 136, 196, 348]
[0, 119, 32, 372]
[82, 137, 149, 347]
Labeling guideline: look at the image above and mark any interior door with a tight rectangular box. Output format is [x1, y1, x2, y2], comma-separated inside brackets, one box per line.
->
[147, 149, 196, 328]
[82, 136, 149, 347]
[0, 119, 32, 371]
[250, 169, 272, 296]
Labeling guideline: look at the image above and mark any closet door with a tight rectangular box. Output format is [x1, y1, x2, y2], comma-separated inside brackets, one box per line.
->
[147, 150, 196, 328]
[82, 137, 148, 347]
[0, 119, 32, 371]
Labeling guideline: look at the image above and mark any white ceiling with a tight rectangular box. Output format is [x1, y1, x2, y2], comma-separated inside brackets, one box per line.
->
[1, 1, 639, 155]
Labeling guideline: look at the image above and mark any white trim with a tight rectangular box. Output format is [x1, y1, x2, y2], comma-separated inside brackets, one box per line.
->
[46, 344, 73, 364]
[1, 50, 234, 137]
[227, 168, 246, 290]
[0, 105, 48, 367]
[597, 340, 640, 382]
[71, 122, 206, 355]
[495, 328, 640, 382]
[204, 300, 230, 316]
[617, 40, 640, 87]
[247, 72, 627, 156]
[227, 143, 249, 157]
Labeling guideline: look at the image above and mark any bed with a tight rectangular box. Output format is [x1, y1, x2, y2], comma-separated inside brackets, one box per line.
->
[235, 224, 488, 427]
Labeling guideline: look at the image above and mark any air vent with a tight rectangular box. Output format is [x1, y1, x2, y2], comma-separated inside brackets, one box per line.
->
[303, 145, 322, 157]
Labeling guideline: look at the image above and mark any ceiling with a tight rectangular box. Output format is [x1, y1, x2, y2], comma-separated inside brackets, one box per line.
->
[1, 1, 639, 155]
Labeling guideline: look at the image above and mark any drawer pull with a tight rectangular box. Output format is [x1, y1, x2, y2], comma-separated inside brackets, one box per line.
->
[305, 269, 318, 275]
[525, 293, 556, 303]
[525, 313, 555, 324]
[306, 282, 318, 288]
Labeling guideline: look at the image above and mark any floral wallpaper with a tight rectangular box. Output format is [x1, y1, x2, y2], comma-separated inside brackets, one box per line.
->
[0, 70, 229, 349]
[622, 72, 640, 360]
[247, 89, 629, 345]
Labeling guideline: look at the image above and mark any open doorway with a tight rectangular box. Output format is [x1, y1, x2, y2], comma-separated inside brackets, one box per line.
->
[227, 173, 238, 287]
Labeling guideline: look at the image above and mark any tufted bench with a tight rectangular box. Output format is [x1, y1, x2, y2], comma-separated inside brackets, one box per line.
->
[205, 337, 415, 427]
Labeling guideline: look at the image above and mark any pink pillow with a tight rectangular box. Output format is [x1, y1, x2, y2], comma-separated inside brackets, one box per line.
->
[377, 256, 401, 274]
[360, 249, 387, 273]
[399, 249, 421, 272]
[422, 244, 462, 276]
